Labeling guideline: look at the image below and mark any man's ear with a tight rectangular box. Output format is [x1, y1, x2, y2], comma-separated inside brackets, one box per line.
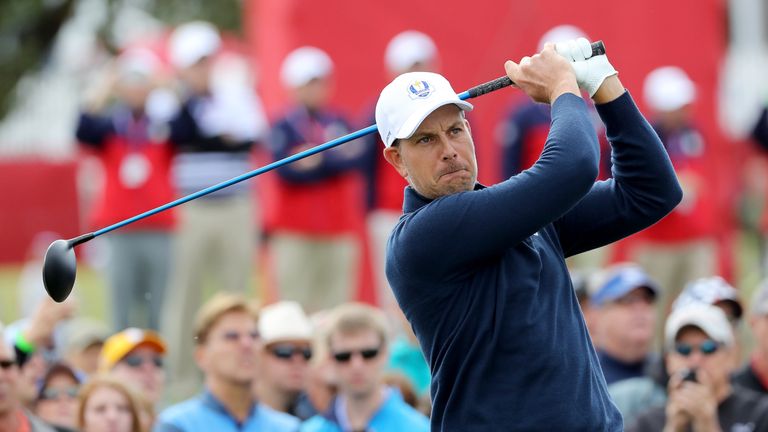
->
[383, 145, 408, 179]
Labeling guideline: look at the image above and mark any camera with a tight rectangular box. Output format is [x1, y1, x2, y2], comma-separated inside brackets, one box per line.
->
[681, 368, 698, 383]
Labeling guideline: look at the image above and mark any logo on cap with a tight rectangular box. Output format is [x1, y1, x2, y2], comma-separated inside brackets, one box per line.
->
[407, 80, 433, 99]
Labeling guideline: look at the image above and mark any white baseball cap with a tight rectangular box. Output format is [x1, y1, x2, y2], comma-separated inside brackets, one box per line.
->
[665, 304, 734, 351]
[385, 30, 438, 74]
[644, 66, 696, 112]
[169, 21, 221, 70]
[375, 71, 473, 147]
[537, 24, 588, 52]
[281, 46, 333, 89]
[116, 48, 161, 83]
[258, 301, 313, 345]
[672, 276, 743, 319]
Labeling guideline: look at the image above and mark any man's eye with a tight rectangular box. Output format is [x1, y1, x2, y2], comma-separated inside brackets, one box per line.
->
[450, 128, 463, 135]
[417, 136, 431, 144]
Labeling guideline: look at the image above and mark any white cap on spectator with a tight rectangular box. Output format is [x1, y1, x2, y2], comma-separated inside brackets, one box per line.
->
[665, 304, 734, 350]
[169, 21, 221, 69]
[537, 24, 588, 52]
[385, 30, 438, 74]
[259, 301, 313, 345]
[644, 66, 696, 112]
[672, 276, 743, 319]
[375, 71, 472, 147]
[280, 46, 333, 89]
[117, 48, 161, 82]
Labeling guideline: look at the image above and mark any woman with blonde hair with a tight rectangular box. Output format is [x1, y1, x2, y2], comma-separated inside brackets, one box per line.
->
[77, 375, 143, 432]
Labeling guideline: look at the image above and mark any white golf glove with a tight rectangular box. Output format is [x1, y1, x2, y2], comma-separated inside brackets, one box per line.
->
[555, 38, 617, 97]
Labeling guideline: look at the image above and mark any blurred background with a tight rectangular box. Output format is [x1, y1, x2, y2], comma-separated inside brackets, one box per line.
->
[0, 0, 767, 322]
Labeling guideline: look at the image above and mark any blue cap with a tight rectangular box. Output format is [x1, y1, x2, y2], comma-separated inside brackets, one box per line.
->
[590, 264, 658, 307]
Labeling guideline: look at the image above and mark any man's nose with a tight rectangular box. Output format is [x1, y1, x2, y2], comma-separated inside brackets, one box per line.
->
[440, 137, 458, 160]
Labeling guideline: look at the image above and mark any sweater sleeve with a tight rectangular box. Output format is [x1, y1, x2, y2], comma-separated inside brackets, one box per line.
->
[272, 119, 365, 183]
[391, 93, 599, 278]
[554, 91, 683, 257]
[75, 113, 113, 148]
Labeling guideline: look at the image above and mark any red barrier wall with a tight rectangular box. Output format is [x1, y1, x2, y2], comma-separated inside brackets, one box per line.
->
[246, 0, 729, 187]
[0, 160, 80, 263]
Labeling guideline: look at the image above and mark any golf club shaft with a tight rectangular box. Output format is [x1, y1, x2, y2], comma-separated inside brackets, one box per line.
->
[83, 40, 605, 241]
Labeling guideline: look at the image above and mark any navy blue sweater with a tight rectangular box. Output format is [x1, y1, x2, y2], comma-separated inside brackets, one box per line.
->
[386, 92, 682, 431]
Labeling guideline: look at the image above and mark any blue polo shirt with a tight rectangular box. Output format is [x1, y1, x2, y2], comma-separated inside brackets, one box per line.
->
[300, 388, 429, 432]
[386, 92, 682, 431]
[154, 389, 300, 432]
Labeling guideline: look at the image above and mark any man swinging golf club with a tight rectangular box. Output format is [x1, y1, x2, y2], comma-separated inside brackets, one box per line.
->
[376, 38, 682, 430]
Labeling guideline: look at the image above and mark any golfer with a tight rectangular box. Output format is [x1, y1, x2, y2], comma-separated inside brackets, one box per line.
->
[375, 38, 682, 430]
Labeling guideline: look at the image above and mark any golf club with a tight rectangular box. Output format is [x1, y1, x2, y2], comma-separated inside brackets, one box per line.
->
[42, 41, 606, 302]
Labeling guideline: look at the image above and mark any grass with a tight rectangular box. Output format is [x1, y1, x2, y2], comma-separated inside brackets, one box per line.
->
[0, 264, 108, 325]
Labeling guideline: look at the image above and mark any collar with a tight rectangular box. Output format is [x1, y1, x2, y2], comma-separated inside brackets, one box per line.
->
[200, 388, 258, 426]
[402, 183, 485, 214]
[323, 387, 396, 430]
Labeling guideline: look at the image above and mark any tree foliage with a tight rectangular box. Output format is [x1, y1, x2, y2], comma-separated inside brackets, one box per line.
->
[0, 0, 243, 119]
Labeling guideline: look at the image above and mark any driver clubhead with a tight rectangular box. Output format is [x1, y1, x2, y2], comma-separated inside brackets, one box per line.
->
[42, 239, 77, 302]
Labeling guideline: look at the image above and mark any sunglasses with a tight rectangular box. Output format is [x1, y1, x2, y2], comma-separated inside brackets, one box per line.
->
[674, 339, 720, 357]
[270, 345, 312, 361]
[40, 386, 79, 401]
[122, 355, 164, 368]
[0, 359, 16, 370]
[332, 347, 381, 363]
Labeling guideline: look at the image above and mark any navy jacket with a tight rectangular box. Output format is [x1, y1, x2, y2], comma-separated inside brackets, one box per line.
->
[386, 92, 682, 431]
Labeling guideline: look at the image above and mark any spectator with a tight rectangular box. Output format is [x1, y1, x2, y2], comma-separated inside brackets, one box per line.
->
[267, 46, 366, 312]
[76, 48, 176, 331]
[362, 30, 439, 310]
[3, 298, 76, 409]
[60, 318, 109, 377]
[162, 20, 267, 401]
[0, 324, 58, 432]
[99, 328, 166, 408]
[155, 293, 299, 431]
[256, 301, 317, 420]
[673, 276, 744, 365]
[588, 263, 659, 385]
[34, 363, 80, 432]
[609, 276, 744, 424]
[628, 305, 768, 431]
[301, 303, 429, 432]
[77, 375, 143, 432]
[733, 280, 768, 394]
[630, 66, 720, 325]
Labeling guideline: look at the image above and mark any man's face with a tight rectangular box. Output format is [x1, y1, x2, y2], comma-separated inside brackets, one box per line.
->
[596, 287, 656, 352]
[329, 329, 386, 400]
[666, 326, 732, 389]
[294, 77, 332, 111]
[383, 104, 477, 200]
[111, 345, 165, 404]
[181, 57, 213, 94]
[197, 311, 261, 387]
[0, 343, 18, 415]
[259, 340, 312, 394]
[35, 372, 79, 429]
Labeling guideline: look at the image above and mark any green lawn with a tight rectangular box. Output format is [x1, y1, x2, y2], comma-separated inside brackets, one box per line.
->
[0, 264, 108, 325]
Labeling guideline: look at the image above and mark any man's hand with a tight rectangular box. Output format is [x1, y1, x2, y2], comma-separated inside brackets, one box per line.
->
[504, 43, 580, 104]
[555, 38, 618, 97]
[663, 370, 721, 432]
